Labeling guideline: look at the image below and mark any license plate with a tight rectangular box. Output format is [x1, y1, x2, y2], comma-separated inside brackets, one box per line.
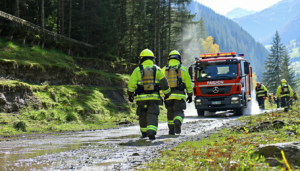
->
[211, 101, 221, 105]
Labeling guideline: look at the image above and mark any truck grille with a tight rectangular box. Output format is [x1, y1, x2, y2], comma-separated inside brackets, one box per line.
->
[200, 86, 232, 95]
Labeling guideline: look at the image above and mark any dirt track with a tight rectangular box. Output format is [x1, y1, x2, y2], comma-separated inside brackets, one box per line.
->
[0, 103, 280, 171]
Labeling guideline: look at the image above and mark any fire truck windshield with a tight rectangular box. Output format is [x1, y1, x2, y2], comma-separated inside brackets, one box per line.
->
[196, 64, 238, 81]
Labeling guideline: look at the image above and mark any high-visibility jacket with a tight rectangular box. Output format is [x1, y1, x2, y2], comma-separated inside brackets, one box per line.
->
[276, 83, 293, 98]
[255, 84, 268, 98]
[162, 59, 193, 100]
[127, 60, 170, 101]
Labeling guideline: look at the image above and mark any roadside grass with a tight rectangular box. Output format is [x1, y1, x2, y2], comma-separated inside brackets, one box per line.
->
[0, 80, 168, 136]
[0, 37, 77, 70]
[144, 105, 300, 170]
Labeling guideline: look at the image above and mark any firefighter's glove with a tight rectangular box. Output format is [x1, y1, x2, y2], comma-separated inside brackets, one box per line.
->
[263, 97, 267, 100]
[164, 92, 171, 100]
[186, 96, 193, 103]
[128, 95, 134, 103]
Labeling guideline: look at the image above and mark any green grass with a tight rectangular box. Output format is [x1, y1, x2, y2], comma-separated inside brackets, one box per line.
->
[0, 37, 78, 71]
[0, 80, 168, 136]
[0, 36, 168, 136]
[143, 105, 300, 170]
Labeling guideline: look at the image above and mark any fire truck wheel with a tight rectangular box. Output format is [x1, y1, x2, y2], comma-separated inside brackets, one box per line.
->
[197, 109, 205, 117]
[234, 108, 244, 116]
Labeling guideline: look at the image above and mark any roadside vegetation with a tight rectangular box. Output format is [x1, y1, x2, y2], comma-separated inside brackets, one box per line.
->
[0, 37, 77, 70]
[0, 38, 168, 136]
[144, 105, 300, 170]
[0, 79, 168, 137]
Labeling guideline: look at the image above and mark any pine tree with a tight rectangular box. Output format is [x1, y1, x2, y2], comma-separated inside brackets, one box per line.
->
[281, 49, 299, 90]
[262, 31, 285, 93]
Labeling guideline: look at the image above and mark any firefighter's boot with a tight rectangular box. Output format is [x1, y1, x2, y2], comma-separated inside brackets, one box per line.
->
[147, 130, 156, 140]
[174, 120, 181, 134]
[169, 128, 175, 135]
[140, 132, 147, 138]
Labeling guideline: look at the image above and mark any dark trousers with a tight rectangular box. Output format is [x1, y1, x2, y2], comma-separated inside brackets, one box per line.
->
[280, 96, 290, 112]
[136, 100, 160, 135]
[257, 97, 265, 110]
[165, 99, 186, 129]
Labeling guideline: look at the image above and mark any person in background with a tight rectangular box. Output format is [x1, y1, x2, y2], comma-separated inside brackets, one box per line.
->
[255, 82, 268, 110]
[162, 50, 193, 135]
[276, 79, 293, 112]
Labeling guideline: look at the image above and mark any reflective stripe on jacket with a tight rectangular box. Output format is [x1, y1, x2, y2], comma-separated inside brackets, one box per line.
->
[256, 84, 268, 98]
[127, 60, 170, 101]
[276, 83, 293, 98]
[162, 59, 193, 100]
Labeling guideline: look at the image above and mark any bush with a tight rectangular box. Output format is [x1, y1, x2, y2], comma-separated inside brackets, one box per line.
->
[30, 114, 37, 120]
[50, 111, 57, 118]
[38, 110, 48, 120]
[13, 121, 27, 132]
[65, 111, 78, 122]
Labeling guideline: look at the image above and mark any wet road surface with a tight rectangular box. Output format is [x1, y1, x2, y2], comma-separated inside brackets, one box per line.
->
[0, 104, 283, 171]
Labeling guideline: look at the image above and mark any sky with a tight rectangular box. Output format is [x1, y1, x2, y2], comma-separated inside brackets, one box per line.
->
[195, 0, 282, 15]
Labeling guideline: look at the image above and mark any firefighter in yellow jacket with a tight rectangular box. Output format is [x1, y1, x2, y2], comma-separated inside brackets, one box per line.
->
[162, 50, 193, 135]
[127, 49, 171, 140]
[255, 82, 268, 110]
[276, 79, 293, 112]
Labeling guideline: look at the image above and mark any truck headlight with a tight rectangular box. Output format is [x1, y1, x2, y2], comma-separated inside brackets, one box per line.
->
[196, 99, 201, 103]
[231, 97, 239, 101]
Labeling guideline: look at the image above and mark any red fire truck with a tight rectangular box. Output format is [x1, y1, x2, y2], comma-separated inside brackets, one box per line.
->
[188, 52, 253, 116]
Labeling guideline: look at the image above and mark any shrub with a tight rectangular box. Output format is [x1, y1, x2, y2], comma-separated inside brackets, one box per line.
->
[65, 111, 78, 122]
[13, 121, 27, 132]
[38, 110, 48, 120]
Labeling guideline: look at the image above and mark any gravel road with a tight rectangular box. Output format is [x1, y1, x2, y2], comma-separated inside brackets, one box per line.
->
[0, 103, 281, 171]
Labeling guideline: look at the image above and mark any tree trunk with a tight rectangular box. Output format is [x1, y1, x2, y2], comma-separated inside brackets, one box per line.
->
[157, 0, 161, 67]
[3, 0, 7, 12]
[117, 0, 123, 57]
[168, 0, 171, 54]
[41, 0, 45, 29]
[82, 0, 85, 41]
[161, 0, 166, 66]
[15, 0, 19, 17]
[129, 0, 135, 60]
[35, 0, 39, 26]
[154, 0, 156, 56]
[57, 0, 61, 34]
[61, 0, 65, 35]
[69, 0, 72, 37]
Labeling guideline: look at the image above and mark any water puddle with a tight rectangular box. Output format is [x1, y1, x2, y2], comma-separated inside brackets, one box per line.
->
[105, 134, 140, 140]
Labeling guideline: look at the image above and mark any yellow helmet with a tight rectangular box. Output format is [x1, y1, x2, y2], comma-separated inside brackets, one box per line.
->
[168, 50, 182, 61]
[139, 49, 156, 58]
[281, 79, 286, 83]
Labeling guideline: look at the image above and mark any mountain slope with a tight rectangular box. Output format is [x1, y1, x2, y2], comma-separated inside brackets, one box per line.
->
[262, 11, 300, 45]
[187, 0, 269, 77]
[225, 8, 257, 19]
[233, 0, 300, 43]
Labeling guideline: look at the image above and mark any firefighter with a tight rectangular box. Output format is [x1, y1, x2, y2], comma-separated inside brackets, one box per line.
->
[276, 79, 293, 112]
[127, 49, 171, 140]
[162, 50, 193, 135]
[255, 82, 268, 110]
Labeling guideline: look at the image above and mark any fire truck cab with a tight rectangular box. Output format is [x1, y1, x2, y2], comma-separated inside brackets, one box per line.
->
[188, 52, 253, 116]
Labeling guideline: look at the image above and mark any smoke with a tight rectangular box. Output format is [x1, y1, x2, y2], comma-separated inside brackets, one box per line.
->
[180, 24, 204, 68]
[243, 89, 260, 115]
